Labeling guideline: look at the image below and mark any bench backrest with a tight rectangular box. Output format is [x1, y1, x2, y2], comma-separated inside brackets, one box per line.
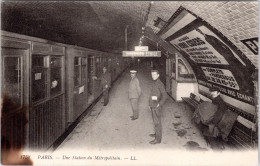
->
[191, 92, 256, 123]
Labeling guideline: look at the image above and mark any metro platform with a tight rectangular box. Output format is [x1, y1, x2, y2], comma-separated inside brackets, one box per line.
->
[54, 65, 209, 151]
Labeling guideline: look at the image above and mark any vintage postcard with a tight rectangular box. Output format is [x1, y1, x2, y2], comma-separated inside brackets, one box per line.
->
[1, 1, 258, 166]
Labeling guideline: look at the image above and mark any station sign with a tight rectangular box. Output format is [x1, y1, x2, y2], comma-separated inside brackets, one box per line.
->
[241, 37, 258, 55]
[122, 51, 161, 57]
[135, 46, 148, 51]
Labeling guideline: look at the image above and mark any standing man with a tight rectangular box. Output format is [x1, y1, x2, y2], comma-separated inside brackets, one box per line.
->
[149, 70, 168, 144]
[93, 66, 111, 106]
[128, 70, 141, 120]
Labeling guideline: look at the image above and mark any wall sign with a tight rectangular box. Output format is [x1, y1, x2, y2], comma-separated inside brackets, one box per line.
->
[135, 46, 148, 51]
[122, 51, 161, 57]
[201, 67, 239, 90]
[35, 73, 42, 80]
[241, 37, 258, 55]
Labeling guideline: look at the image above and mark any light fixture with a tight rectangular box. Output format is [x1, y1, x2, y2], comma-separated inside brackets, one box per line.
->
[154, 17, 167, 29]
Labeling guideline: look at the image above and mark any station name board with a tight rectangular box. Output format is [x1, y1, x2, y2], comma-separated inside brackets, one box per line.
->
[135, 46, 148, 51]
[122, 51, 161, 57]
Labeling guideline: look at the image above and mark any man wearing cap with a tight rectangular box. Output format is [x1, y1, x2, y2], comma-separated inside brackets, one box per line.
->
[149, 70, 168, 144]
[93, 66, 111, 106]
[209, 87, 227, 125]
[128, 70, 141, 120]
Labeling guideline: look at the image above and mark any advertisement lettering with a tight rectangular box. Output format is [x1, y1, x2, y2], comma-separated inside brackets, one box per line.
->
[201, 67, 239, 90]
[170, 29, 229, 65]
[198, 79, 254, 105]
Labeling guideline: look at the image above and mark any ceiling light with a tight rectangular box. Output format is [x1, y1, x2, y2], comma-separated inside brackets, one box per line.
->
[154, 17, 167, 29]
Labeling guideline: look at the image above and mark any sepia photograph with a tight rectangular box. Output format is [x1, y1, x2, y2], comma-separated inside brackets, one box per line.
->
[1, 1, 258, 165]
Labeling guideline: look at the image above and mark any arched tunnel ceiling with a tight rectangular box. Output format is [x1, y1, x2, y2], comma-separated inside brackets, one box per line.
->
[1, 1, 258, 67]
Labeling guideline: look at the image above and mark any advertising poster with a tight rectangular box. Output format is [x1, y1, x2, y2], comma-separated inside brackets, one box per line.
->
[169, 25, 255, 106]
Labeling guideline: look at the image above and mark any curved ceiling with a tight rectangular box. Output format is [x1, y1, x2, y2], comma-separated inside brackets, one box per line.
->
[1, 1, 258, 67]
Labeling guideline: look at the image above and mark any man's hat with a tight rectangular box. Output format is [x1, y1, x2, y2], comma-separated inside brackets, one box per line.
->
[130, 70, 137, 73]
[209, 87, 219, 92]
[151, 69, 159, 74]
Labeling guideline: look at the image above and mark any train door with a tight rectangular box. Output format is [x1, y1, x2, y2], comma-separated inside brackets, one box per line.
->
[166, 58, 171, 93]
[170, 56, 177, 99]
[1, 47, 29, 150]
[30, 43, 65, 150]
[170, 53, 197, 101]
[94, 57, 103, 98]
[73, 56, 88, 119]
[87, 55, 94, 104]
[2, 48, 28, 106]
[108, 58, 112, 73]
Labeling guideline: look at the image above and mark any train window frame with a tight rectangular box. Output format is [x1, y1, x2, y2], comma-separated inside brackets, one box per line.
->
[31, 54, 49, 104]
[3, 56, 24, 106]
[31, 54, 65, 104]
[95, 57, 102, 77]
[88, 55, 94, 75]
[81, 57, 87, 84]
[171, 58, 176, 79]
[74, 56, 88, 88]
[74, 57, 82, 88]
[176, 58, 195, 82]
[50, 55, 64, 97]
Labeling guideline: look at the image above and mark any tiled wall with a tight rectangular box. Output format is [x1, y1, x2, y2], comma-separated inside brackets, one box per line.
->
[148, 1, 258, 67]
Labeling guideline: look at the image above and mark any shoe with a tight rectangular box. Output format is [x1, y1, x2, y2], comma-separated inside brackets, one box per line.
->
[149, 139, 161, 144]
[131, 117, 137, 120]
[149, 134, 156, 137]
[130, 116, 134, 119]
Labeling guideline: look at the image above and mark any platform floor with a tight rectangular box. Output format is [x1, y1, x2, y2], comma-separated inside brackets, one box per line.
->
[55, 66, 209, 151]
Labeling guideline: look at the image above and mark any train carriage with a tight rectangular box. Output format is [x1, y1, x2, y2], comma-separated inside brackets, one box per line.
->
[1, 31, 126, 150]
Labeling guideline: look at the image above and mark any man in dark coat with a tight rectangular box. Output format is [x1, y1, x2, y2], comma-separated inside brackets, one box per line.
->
[93, 66, 111, 106]
[149, 70, 168, 144]
[209, 87, 227, 125]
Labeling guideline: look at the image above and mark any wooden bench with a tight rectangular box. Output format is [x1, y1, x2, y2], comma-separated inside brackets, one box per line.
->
[182, 93, 203, 111]
[182, 93, 258, 149]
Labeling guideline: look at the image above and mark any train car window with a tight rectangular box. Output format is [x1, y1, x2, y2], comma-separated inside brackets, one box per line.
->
[82, 57, 87, 84]
[50, 56, 62, 68]
[74, 57, 81, 87]
[105, 58, 108, 67]
[88, 56, 94, 96]
[177, 59, 194, 80]
[100, 58, 103, 68]
[108, 58, 112, 72]
[171, 59, 176, 79]
[88, 56, 94, 74]
[50, 56, 62, 96]
[166, 59, 171, 76]
[32, 55, 48, 102]
[3, 57, 23, 105]
[96, 57, 101, 76]
[32, 55, 48, 68]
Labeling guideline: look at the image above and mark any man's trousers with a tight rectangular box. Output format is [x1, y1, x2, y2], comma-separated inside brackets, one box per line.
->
[150, 107, 162, 142]
[130, 98, 139, 119]
[103, 88, 109, 106]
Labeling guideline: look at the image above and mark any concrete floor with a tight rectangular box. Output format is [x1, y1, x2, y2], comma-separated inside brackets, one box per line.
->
[55, 66, 209, 152]
[50, 66, 258, 166]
